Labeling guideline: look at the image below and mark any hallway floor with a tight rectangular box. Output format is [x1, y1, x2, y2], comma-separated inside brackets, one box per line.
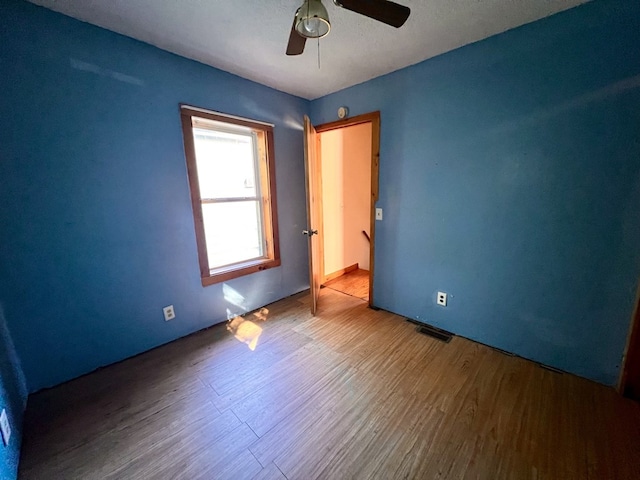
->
[323, 268, 369, 301]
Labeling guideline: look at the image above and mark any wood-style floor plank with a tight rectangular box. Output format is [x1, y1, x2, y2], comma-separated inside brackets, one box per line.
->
[324, 268, 369, 300]
[251, 462, 287, 480]
[19, 288, 640, 479]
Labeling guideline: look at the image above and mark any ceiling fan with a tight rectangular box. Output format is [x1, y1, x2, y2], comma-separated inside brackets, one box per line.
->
[286, 0, 411, 55]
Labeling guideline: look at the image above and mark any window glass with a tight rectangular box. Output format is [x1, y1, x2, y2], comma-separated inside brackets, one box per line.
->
[202, 201, 263, 269]
[193, 128, 258, 199]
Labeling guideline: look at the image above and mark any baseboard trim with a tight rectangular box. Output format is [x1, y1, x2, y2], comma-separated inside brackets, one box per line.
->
[324, 263, 358, 283]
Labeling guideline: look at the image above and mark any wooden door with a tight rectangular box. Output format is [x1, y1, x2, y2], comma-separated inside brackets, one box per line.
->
[303, 116, 322, 315]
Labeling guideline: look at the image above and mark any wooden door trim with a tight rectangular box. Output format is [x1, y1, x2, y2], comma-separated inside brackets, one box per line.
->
[315, 132, 325, 285]
[315, 112, 381, 133]
[315, 111, 381, 308]
[618, 280, 640, 396]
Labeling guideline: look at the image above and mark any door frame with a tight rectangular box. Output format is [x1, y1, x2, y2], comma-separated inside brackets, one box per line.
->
[618, 280, 640, 398]
[314, 111, 381, 307]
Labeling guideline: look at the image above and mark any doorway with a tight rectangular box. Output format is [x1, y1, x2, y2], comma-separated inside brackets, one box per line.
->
[318, 122, 371, 301]
[303, 112, 380, 314]
[316, 113, 379, 304]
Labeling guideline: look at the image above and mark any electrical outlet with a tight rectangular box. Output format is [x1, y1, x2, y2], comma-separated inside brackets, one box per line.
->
[163, 305, 175, 321]
[0, 409, 11, 446]
[375, 208, 383, 221]
[437, 292, 447, 307]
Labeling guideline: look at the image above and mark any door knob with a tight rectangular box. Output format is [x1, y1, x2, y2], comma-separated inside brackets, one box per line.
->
[302, 229, 318, 237]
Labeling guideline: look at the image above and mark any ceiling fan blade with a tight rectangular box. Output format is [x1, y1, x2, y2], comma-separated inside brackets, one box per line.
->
[337, 0, 410, 28]
[286, 17, 306, 55]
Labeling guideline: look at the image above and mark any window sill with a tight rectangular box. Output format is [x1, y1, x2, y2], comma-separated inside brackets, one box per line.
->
[201, 258, 281, 286]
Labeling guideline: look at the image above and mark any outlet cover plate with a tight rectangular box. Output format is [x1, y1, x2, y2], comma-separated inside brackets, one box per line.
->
[0, 409, 11, 446]
[163, 305, 176, 321]
[437, 292, 447, 307]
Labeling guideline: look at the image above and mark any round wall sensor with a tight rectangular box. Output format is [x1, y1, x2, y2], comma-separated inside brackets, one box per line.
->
[337, 106, 349, 119]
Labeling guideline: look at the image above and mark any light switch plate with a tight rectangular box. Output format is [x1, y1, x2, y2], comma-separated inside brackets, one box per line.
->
[375, 208, 383, 221]
[0, 408, 11, 446]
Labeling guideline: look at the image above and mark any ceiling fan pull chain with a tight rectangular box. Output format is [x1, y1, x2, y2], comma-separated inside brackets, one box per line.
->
[317, 37, 321, 69]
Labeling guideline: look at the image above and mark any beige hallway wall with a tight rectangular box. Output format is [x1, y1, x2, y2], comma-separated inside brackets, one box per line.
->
[320, 122, 371, 275]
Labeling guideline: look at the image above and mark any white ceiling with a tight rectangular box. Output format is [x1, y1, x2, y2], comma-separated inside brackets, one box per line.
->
[28, 0, 588, 99]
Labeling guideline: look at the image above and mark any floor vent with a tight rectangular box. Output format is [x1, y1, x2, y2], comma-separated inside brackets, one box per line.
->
[418, 325, 453, 343]
[405, 318, 453, 343]
[405, 317, 453, 343]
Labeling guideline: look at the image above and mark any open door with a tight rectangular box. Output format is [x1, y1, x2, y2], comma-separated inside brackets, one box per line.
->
[303, 116, 322, 315]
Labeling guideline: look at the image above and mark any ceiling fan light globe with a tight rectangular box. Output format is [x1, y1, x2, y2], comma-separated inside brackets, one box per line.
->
[297, 17, 330, 38]
[295, 0, 331, 39]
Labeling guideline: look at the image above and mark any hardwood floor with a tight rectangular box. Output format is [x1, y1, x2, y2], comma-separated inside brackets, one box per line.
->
[19, 289, 640, 479]
[324, 268, 369, 301]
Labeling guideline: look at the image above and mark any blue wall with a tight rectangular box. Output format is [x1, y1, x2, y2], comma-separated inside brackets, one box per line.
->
[0, 0, 310, 392]
[0, 306, 27, 480]
[311, 0, 640, 385]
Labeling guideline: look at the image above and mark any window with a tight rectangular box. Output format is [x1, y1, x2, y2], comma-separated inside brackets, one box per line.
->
[180, 106, 280, 286]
